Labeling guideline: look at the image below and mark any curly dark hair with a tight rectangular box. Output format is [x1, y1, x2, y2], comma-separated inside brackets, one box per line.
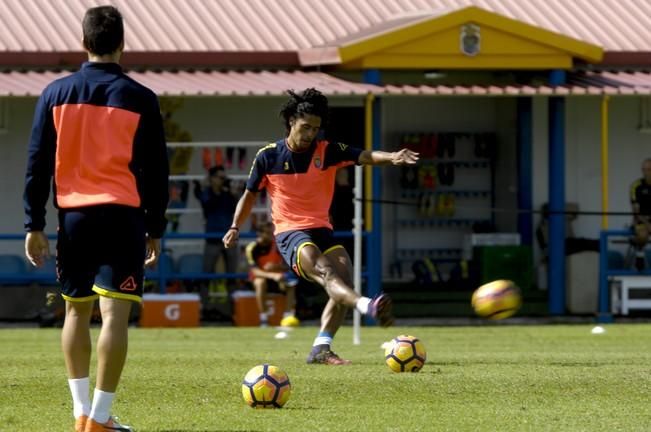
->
[279, 88, 329, 133]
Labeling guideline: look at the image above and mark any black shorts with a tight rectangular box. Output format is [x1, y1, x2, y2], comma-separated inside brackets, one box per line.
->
[57, 205, 146, 303]
[275, 228, 345, 281]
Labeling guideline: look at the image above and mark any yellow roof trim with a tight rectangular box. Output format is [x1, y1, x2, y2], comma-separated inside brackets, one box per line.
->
[342, 54, 573, 70]
[338, 6, 603, 67]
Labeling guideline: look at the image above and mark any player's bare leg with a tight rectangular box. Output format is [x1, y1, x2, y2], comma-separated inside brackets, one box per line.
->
[633, 223, 649, 270]
[299, 244, 393, 327]
[319, 299, 347, 335]
[253, 277, 269, 326]
[319, 247, 353, 335]
[279, 283, 300, 327]
[283, 284, 297, 315]
[95, 297, 132, 392]
[87, 296, 133, 429]
[301, 245, 392, 364]
[298, 245, 359, 305]
[62, 300, 94, 378]
[62, 299, 94, 429]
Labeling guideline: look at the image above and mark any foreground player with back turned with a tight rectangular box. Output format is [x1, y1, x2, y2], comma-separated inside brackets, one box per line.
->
[223, 88, 418, 365]
[23, 6, 169, 431]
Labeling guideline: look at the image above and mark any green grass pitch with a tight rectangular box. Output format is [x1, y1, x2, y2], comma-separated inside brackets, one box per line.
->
[1, 324, 651, 431]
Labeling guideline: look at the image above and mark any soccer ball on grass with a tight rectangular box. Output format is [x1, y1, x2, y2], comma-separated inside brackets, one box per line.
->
[384, 335, 426, 373]
[241, 364, 291, 408]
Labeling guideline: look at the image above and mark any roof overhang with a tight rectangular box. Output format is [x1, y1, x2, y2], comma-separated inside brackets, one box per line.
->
[0, 70, 376, 97]
[0, 51, 301, 69]
[299, 6, 604, 70]
[1, 70, 649, 98]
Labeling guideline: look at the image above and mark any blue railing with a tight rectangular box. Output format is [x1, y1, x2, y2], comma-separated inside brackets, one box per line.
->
[0, 233, 58, 284]
[0, 231, 368, 292]
[147, 231, 256, 292]
[598, 229, 651, 323]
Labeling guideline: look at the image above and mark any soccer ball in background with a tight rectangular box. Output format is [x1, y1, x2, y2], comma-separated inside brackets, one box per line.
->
[471, 279, 522, 320]
[384, 335, 427, 373]
[241, 364, 291, 408]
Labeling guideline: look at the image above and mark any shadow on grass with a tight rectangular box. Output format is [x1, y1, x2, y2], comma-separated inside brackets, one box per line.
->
[547, 361, 605, 367]
[282, 406, 320, 410]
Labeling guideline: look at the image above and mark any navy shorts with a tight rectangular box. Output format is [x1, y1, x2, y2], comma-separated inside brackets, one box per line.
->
[275, 228, 345, 281]
[56, 205, 146, 303]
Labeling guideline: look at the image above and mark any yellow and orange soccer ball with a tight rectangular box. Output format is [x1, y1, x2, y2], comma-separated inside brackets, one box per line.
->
[241, 364, 291, 408]
[384, 335, 427, 373]
[471, 279, 522, 320]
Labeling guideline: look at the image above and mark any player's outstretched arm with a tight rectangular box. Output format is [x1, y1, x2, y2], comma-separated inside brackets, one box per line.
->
[223, 189, 259, 248]
[358, 148, 419, 166]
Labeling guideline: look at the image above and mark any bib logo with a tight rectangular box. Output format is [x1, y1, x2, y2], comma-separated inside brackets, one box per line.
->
[314, 156, 321, 168]
[120, 276, 137, 291]
[165, 304, 180, 321]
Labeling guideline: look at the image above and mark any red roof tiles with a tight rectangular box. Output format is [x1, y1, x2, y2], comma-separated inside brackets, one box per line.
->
[0, 0, 648, 55]
[1, 69, 650, 97]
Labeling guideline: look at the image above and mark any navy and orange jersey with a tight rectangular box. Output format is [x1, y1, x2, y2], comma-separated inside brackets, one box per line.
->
[24, 62, 169, 238]
[630, 178, 651, 219]
[245, 239, 284, 269]
[246, 139, 363, 234]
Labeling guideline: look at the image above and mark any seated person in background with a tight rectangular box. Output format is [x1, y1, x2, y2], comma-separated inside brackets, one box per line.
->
[536, 202, 599, 259]
[630, 158, 651, 270]
[246, 222, 300, 327]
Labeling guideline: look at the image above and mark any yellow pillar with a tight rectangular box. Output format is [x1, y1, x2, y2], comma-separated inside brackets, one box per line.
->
[601, 95, 610, 229]
[364, 93, 375, 230]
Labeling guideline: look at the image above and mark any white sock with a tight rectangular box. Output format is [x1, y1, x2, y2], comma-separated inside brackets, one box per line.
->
[355, 297, 371, 315]
[89, 389, 115, 424]
[68, 377, 90, 419]
[313, 333, 333, 347]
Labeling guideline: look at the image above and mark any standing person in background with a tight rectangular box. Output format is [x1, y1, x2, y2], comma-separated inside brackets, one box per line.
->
[246, 222, 300, 327]
[23, 6, 169, 432]
[329, 167, 355, 255]
[223, 88, 418, 365]
[193, 165, 239, 313]
[630, 158, 651, 270]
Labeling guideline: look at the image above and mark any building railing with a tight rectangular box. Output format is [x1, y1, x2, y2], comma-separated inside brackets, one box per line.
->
[0, 231, 368, 292]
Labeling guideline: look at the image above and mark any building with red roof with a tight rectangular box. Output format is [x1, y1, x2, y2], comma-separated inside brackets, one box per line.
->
[1, 0, 650, 317]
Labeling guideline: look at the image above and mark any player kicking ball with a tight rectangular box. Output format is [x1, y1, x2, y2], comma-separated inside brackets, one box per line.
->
[223, 88, 418, 365]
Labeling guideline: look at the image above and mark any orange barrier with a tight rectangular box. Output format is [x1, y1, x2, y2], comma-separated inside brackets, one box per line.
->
[139, 293, 200, 327]
[232, 290, 286, 326]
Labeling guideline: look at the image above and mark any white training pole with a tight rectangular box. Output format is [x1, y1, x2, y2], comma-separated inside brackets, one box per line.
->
[353, 165, 363, 345]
